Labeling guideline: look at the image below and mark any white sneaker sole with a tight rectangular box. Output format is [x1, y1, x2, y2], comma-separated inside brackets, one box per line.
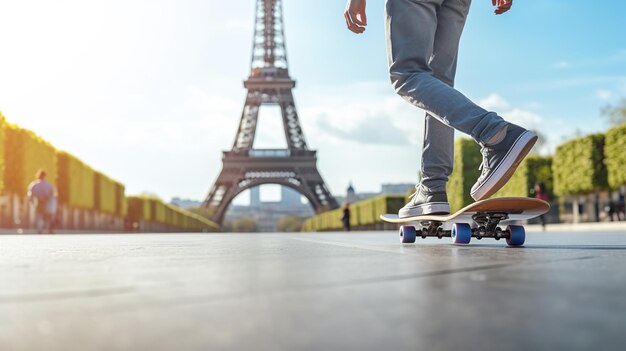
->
[471, 131, 538, 201]
[398, 202, 451, 218]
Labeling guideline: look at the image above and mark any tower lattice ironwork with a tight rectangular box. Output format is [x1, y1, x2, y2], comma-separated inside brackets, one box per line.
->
[202, 0, 338, 224]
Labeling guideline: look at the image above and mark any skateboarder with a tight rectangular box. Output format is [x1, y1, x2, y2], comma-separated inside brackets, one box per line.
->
[344, 0, 537, 218]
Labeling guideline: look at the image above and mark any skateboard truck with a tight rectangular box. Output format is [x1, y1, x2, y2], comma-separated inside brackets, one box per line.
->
[472, 212, 509, 240]
[414, 212, 510, 240]
[419, 221, 443, 239]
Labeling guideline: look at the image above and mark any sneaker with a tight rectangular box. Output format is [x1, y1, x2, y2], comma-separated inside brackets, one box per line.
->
[470, 124, 537, 201]
[398, 186, 450, 218]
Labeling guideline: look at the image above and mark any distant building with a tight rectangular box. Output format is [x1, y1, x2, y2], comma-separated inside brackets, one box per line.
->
[334, 195, 346, 206]
[281, 186, 302, 206]
[170, 197, 201, 209]
[340, 181, 378, 204]
[346, 182, 358, 204]
[250, 187, 261, 207]
[381, 183, 414, 195]
[334, 182, 414, 205]
[225, 185, 314, 232]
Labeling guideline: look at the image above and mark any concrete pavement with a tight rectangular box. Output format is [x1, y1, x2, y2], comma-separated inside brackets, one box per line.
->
[1, 231, 626, 350]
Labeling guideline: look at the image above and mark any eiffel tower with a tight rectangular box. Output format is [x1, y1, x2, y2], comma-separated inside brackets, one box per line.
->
[202, 0, 339, 224]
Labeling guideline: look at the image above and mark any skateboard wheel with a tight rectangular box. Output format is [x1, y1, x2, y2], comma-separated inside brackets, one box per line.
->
[399, 226, 416, 243]
[451, 223, 472, 244]
[506, 225, 525, 246]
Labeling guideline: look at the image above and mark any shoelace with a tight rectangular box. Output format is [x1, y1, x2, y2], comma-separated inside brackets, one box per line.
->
[408, 186, 424, 203]
[478, 147, 492, 177]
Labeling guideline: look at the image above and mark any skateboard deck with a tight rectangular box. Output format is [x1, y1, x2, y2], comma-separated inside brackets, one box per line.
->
[380, 197, 550, 246]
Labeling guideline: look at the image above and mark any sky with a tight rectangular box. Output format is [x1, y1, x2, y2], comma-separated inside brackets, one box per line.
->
[0, 0, 625, 205]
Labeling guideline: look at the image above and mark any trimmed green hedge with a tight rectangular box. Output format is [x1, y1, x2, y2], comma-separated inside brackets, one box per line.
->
[448, 138, 481, 211]
[4, 123, 58, 196]
[126, 196, 219, 231]
[494, 155, 553, 198]
[0, 113, 5, 193]
[93, 172, 124, 215]
[605, 123, 626, 189]
[57, 151, 96, 209]
[553, 134, 608, 196]
[302, 195, 405, 231]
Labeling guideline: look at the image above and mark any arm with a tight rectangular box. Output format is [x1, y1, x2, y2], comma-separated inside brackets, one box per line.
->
[344, 0, 367, 34]
[27, 183, 35, 203]
[492, 0, 513, 15]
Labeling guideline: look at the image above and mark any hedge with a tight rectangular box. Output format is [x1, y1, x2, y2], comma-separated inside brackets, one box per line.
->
[115, 183, 127, 216]
[494, 155, 553, 198]
[57, 151, 95, 209]
[0, 113, 5, 193]
[126, 197, 147, 223]
[3, 123, 57, 195]
[153, 199, 167, 223]
[302, 195, 405, 231]
[553, 134, 608, 196]
[605, 123, 626, 189]
[94, 172, 124, 215]
[447, 138, 481, 211]
[126, 196, 219, 231]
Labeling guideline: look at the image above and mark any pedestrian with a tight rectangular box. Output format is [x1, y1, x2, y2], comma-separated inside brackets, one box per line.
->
[606, 201, 616, 222]
[27, 169, 56, 234]
[342, 203, 351, 232]
[533, 182, 549, 230]
[344, 0, 537, 217]
[618, 193, 626, 221]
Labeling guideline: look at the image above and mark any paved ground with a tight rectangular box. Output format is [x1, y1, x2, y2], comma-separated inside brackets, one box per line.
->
[1, 230, 626, 351]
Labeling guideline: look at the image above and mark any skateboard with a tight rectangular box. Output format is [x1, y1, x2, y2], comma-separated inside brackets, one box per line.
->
[380, 197, 550, 246]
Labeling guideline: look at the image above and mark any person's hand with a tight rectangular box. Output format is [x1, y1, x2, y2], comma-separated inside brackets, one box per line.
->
[344, 0, 367, 34]
[492, 0, 513, 15]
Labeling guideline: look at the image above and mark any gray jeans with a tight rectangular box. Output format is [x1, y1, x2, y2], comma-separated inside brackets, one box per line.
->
[385, 0, 508, 193]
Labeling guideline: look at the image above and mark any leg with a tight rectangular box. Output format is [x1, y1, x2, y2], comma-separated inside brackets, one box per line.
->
[35, 212, 44, 234]
[385, 0, 507, 144]
[43, 213, 51, 234]
[420, 0, 472, 193]
[421, 116, 453, 193]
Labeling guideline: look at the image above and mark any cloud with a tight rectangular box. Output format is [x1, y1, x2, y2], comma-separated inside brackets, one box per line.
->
[316, 114, 411, 145]
[595, 89, 614, 101]
[553, 61, 571, 69]
[299, 81, 423, 147]
[501, 109, 543, 128]
[551, 50, 626, 70]
[479, 93, 511, 111]
[479, 94, 543, 126]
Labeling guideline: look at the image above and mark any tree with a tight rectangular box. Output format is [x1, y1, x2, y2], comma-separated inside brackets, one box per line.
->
[602, 98, 626, 126]
[605, 123, 626, 189]
[553, 134, 608, 223]
[232, 217, 258, 232]
[277, 216, 304, 232]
